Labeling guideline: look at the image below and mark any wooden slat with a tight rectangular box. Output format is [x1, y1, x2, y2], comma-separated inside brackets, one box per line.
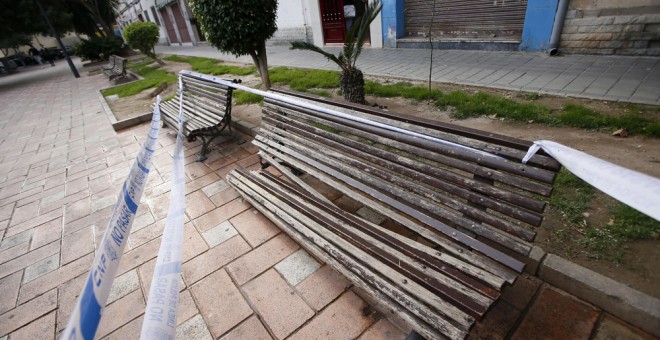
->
[228, 169, 473, 339]
[262, 112, 546, 223]
[258, 128, 533, 256]
[265, 99, 557, 184]
[269, 89, 561, 171]
[263, 103, 554, 196]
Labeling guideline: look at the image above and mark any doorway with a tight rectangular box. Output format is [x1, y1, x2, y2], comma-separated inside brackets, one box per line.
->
[319, 0, 369, 44]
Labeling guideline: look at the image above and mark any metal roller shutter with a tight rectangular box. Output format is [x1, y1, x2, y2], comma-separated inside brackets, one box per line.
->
[405, 0, 528, 40]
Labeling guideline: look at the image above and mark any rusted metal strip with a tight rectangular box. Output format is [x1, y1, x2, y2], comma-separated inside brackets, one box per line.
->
[254, 135, 527, 271]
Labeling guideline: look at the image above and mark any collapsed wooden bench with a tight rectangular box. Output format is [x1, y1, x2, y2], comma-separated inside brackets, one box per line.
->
[227, 89, 562, 339]
[159, 71, 242, 161]
[102, 55, 127, 81]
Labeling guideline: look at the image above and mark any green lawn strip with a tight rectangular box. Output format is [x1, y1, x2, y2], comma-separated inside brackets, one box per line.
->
[269, 67, 340, 92]
[363, 81, 660, 138]
[163, 55, 255, 76]
[101, 63, 177, 98]
[233, 90, 263, 105]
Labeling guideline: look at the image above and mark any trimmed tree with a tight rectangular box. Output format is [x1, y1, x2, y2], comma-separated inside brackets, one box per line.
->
[123, 21, 163, 64]
[189, 0, 277, 90]
[291, 0, 381, 104]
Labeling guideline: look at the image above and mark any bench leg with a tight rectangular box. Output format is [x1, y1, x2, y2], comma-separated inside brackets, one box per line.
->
[197, 136, 212, 162]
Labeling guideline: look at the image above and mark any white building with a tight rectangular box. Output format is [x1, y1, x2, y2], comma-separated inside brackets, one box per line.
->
[116, 0, 383, 48]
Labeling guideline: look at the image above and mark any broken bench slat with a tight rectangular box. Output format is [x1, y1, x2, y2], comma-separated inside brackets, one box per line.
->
[233, 89, 561, 339]
[228, 169, 472, 339]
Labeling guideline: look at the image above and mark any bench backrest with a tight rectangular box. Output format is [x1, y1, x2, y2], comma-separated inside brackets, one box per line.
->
[159, 73, 235, 134]
[255, 89, 561, 271]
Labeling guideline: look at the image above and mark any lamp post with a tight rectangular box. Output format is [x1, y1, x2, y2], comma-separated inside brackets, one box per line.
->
[35, 0, 80, 78]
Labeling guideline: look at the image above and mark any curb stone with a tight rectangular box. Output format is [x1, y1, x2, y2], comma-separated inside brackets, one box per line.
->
[538, 254, 660, 337]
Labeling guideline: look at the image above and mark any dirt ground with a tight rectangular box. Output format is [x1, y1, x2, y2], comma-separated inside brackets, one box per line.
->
[102, 60, 660, 298]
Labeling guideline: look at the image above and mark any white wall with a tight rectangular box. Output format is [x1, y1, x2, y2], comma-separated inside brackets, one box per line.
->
[278, 1, 307, 28]
[270, 0, 311, 45]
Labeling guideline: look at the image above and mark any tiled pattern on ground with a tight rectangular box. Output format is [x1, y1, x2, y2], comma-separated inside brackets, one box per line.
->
[0, 64, 390, 339]
[0, 61, 654, 340]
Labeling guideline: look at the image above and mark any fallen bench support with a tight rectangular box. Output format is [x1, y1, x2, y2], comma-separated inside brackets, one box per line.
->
[222, 85, 562, 339]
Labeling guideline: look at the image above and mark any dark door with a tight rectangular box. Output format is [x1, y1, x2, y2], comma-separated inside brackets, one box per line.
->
[171, 4, 192, 43]
[320, 0, 345, 43]
[160, 8, 178, 44]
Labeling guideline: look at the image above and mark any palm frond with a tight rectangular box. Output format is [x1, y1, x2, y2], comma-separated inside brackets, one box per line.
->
[350, 1, 382, 68]
[290, 41, 347, 70]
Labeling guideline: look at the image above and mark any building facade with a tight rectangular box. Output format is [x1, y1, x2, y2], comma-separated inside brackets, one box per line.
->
[116, 0, 660, 56]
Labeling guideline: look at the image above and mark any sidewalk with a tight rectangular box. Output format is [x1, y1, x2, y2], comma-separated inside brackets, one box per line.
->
[156, 44, 660, 105]
[0, 59, 656, 340]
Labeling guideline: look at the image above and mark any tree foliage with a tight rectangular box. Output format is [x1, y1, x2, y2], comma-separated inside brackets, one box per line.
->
[74, 36, 124, 61]
[124, 21, 162, 63]
[291, 0, 382, 103]
[189, 0, 278, 89]
[0, 0, 119, 53]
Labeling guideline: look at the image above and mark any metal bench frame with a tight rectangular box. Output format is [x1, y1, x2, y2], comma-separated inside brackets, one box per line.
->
[227, 88, 562, 339]
[103, 55, 126, 81]
[159, 72, 242, 162]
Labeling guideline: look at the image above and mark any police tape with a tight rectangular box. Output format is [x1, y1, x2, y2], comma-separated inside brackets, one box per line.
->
[523, 140, 660, 221]
[61, 96, 163, 340]
[140, 76, 186, 339]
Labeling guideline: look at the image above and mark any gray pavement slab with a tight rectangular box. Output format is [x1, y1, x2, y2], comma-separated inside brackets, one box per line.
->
[156, 44, 660, 105]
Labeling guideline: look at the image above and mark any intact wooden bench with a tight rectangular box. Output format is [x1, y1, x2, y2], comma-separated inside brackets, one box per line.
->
[102, 55, 127, 81]
[159, 71, 242, 161]
[227, 89, 561, 339]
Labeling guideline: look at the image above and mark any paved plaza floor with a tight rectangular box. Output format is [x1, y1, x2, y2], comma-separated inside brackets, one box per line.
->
[0, 59, 655, 339]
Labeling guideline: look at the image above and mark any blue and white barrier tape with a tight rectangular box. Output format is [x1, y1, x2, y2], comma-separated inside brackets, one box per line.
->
[61, 97, 162, 340]
[523, 140, 660, 221]
[140, 76, 187, 339]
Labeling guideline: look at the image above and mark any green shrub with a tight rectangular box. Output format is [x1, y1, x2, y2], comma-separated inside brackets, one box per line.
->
[123, 22, 161, 62]
[74, 36, 124, 61]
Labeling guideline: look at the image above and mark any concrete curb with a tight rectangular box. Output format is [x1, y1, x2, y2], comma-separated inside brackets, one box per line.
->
[231, 118, 260, 138]
[538, 254, 660, 337]
[97, 90, 152, 131]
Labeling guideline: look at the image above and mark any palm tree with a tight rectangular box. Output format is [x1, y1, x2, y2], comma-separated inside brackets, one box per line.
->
[290, 0, 382, 104]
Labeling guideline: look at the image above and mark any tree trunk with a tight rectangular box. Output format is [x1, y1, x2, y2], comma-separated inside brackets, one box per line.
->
[340, 67, 365, 104]
[249, 43, 271, 90]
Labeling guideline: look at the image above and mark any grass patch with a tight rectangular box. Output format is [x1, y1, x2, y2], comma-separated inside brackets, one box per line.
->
[163, 55, 255, 76]
[102, 62, 176, 98]
[270, 67, 340, 92]
[558, 104, 660, 137]
[365, 81, 440, 101]
[362, 81, 660, 138]
[233, 90, 263, 105]
[550, 170, 660, 262]
[549, 169, 595, 224]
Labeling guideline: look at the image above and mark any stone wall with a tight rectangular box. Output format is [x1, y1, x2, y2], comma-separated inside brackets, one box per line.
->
[267, 27, 314, 46]
[559, 4, 660, 56]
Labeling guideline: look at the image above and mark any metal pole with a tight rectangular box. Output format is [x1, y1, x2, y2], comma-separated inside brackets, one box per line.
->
[548, 0, 569, 56]
[35, 0, 80, 78]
